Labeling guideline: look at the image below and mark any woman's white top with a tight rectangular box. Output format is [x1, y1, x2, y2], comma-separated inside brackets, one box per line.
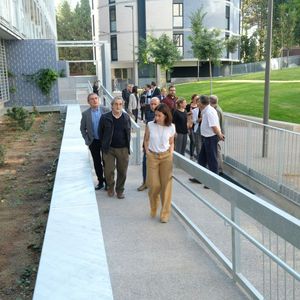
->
[128, 93, 138, 113]
[147, 121, 176, 153]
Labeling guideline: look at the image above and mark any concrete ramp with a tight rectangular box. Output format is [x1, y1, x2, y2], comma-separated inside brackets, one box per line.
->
[96, 165, 247, 300]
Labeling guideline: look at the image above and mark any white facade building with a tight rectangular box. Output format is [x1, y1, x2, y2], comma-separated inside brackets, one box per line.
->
[0, 0, 56, 104]
[92, 0, 240, 87]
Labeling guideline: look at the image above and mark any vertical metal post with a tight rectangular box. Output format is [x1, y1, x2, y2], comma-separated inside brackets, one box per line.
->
[231, 203, 241, 281]
[125, 5, 137, 85]
[262, 0, 273, 157]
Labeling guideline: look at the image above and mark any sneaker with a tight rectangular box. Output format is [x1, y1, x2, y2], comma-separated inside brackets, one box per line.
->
[189, 178, 201, 184]
[137, 183, 147, 191]
[95, 182, 104, 190]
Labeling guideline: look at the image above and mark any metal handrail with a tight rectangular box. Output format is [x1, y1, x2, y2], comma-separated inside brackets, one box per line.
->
[172, 152, 300, 299]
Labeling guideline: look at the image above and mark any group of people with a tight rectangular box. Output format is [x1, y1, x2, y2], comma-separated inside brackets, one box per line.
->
[80, 81, 225, 223]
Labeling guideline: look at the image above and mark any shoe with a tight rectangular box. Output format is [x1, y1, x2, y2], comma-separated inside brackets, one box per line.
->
[160, 218, 168, 223]
[137, 183, 147, 191]
[95, 182, 104, 190]
[150, 209, 156, 218]
[117, 193, 125, 199]
[104, 182, 108, 191]
[107, 189, 114, 197]
[189, 178, 201, 184]
[204, 186, 210, 189]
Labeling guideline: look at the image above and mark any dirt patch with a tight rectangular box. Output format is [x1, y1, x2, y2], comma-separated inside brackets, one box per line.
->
[0, 112, 65, 299]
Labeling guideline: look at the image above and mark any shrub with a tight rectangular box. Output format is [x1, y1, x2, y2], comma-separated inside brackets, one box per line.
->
[6, 107, 35, 130]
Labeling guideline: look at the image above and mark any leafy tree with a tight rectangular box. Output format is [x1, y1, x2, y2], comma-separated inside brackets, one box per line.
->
[56, 0, 94, 75]
[189, 8, 224, 94]
[225, 36, 240, 75]
[138, 34, 181, 85]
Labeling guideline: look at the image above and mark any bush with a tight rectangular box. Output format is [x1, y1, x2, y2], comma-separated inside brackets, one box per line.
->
[6, 107, 35, 130]
[0, 145, 6, 166]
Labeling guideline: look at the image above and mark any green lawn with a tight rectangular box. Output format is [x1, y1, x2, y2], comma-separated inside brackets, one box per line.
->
[175, 67, 300, 123]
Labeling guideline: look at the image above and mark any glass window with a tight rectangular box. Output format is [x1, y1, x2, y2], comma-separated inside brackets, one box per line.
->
[225, 33, 230, 58]
[225, 6, 230, 30]
[109, 6, 116, 32]
[111, 35, 118, 61]
[173, 3, 183, 28]
[173, 33, 183, 56]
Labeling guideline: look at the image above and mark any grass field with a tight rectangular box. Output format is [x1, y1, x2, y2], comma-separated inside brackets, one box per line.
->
[175, 67, 300, 123]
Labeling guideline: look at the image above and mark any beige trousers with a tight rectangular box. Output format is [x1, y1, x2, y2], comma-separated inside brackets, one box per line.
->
[146, 151, 173, 221]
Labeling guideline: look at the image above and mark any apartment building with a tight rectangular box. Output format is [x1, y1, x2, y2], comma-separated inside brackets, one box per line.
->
[92, 0, 240, 86]
[0, 0, 57, 106]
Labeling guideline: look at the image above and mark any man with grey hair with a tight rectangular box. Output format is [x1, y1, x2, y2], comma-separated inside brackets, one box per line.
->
[210, 95, 224, 175]
[80, 93, 110, 190]
[99, 96, 131, 199]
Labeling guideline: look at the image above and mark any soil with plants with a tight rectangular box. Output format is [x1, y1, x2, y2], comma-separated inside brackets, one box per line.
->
[0, 110, 65, 300]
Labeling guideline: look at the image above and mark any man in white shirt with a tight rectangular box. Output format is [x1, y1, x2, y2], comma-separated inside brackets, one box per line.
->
[198, 95, 224, 176]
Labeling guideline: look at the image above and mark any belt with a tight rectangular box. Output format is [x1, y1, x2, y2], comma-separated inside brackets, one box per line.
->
[149, 149, 170, 155]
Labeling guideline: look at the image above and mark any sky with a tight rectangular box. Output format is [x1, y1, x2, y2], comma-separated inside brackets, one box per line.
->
[55, 0, 80, 9]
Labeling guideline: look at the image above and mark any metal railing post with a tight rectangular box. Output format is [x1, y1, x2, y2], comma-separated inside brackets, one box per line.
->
[231, 203, 241, 281]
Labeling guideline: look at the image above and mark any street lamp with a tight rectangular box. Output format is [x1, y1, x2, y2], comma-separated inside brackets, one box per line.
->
[124, 5, 137, 85]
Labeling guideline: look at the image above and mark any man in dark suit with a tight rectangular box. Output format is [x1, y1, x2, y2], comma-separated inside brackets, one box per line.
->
[151, 81, 160, 97]
[80, 93, 109, 190]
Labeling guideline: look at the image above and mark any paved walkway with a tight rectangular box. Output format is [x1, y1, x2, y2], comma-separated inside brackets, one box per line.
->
[95, 165, 247, 300]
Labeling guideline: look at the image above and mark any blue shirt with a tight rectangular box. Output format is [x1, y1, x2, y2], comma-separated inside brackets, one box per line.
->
[91, 108, 101, 140]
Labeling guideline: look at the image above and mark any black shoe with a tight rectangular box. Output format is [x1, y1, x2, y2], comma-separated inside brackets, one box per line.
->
[95, 183, 104, 190]
[204, 185, 210, 189]
[189, 178, 201, 184]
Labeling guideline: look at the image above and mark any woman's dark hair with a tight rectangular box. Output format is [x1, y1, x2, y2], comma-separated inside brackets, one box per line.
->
[132, 85, 138, 94]
[191, 94, 199, 101]
[154, 103, 172, 126]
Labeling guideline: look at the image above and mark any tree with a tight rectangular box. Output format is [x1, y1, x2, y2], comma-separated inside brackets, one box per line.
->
[138, 34, 181, 86]
[56, 0, 94, 75]
[225, 36, 240, 75]
[189, 8, 224, 94]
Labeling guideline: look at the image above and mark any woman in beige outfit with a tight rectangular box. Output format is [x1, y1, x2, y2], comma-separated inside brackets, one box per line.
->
[144, 103, 176, 223]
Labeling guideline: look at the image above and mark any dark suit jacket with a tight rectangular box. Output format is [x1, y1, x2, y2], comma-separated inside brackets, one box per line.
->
[151, 87, 161, 97]
[80, 105, 110, 146]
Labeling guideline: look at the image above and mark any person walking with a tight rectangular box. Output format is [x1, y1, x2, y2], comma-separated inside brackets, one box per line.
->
[144, 103, 176, 223]
[173, 98, 188, 155]
[99, 96, 131, 199]
[161, 85, 177, 113]
[92, 80, 100, 95]
[198, 95, 224, 178]
[122, 84, 132, 111]
[151, 81, 160, 97]
[186, 94, 199, 159]
[210, 95, 224, 175]
[128, 85, 139, 123]
[137, 97, 160, 191]
[80, 93, 109, 190]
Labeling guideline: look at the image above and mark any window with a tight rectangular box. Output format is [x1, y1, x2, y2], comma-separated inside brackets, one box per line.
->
[173, 33, 183, 56]
[225, 6, 230, 30]
[173, 3, 183, 28]
[111, 35, 118, 61]
[109, 6, 116, 32]
[225, 33, 230, 58]
[109, 0, 115, 3]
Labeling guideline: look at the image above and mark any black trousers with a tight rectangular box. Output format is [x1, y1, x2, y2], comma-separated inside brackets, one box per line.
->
[198, 135, 218, 174]
[89, 139, 104, 184]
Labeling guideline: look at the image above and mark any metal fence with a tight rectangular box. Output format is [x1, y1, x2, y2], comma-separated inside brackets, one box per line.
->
[173, 152, 300, 299]
[223, 115, 300, 205]
[88, 81, 141, 165]
[229, 56, 300, 76]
